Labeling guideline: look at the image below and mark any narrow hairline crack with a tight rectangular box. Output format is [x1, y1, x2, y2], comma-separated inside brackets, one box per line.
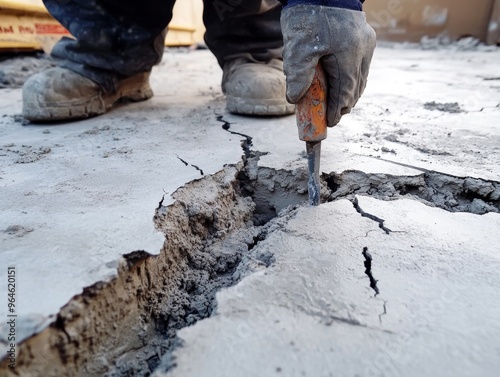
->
[216, 114, 253, 159]
[353, 197, 392, 235]
[378, 300, 388, 325]
[176, 154, 204, 176]
[361, 247, 388, 326]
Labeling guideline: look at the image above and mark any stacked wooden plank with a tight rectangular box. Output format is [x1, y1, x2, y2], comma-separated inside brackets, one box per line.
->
[0, 0, 204, 53]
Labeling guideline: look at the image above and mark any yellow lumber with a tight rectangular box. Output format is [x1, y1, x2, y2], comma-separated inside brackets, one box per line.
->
[0, 0, 48, 15]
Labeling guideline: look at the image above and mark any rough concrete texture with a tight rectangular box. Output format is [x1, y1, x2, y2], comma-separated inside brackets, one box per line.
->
[1, 42, 499, 376]
[0, 163, 260, 376]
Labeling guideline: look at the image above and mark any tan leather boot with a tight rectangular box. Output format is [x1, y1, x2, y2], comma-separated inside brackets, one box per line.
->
[22, 67, 153, 122]
[222, 58, 295, 116]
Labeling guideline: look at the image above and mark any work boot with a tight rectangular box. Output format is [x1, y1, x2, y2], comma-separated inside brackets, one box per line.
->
[22, 67, 153, 122]
[222, 58, 295, 116]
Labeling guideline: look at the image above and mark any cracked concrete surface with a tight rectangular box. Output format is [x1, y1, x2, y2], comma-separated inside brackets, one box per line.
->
[157, 198, 500, 377]
[1, 43, 500, 376]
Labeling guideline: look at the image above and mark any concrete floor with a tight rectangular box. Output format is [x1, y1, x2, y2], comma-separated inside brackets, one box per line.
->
[161, 198, 500, 377]
[1, 43, 500, 376]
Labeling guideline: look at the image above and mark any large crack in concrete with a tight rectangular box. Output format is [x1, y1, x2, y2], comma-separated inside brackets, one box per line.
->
[1, 164, 256, 377]
[0, 150, 308, 377]
[324, 170, 500, 215]
[2, 133, 499, 376]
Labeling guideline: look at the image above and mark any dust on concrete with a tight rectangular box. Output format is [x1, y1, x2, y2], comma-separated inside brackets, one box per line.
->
[3, 225, 34, 237]
[0, 144, 52, 164]
[9, 113, 30, 126]
[378, 37, 498, 52]
[424, 101, 464, 113]
[102, 146, 133, 158]
[0, 53, 57, 89]
[81, 125, 112, 135]
[16, 146, 51, 163]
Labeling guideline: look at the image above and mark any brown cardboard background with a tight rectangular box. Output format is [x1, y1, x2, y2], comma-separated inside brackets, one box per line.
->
[365, 0, 495, 43]
[487, 0, 500, 44]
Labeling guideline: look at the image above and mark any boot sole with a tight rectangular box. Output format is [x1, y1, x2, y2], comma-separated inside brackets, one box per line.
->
[23, 72, 153, 122]
[226, 96, 295, 116]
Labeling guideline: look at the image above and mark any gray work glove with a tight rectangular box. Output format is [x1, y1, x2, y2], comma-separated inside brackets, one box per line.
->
[281, 5, 376, 126]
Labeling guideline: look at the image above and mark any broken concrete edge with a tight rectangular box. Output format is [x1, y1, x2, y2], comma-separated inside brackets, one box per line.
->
[0, 239, 157, 358]
[0, 166, 228, 356]
[0, 156, 308, 376]
[0, 157, 231, 353]
[0, 217, 170, 355]
[323, 170, 500, 215]
[152, 197, 500, 377]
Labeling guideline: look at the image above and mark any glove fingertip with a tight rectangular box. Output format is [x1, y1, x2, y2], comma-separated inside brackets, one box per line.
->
[285, 82, 308, 104]
[284, 57, 320, 104]
[327, 102, 345, 127]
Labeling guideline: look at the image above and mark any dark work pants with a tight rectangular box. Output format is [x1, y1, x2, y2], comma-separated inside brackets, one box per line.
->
[43, 0, 283, 92]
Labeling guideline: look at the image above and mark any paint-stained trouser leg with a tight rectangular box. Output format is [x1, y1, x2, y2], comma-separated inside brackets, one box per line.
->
[203, 1, 291, 115]
[43, 0, 284, 90]
[203, 0, 284, 66]
[43, 0, 173, 92]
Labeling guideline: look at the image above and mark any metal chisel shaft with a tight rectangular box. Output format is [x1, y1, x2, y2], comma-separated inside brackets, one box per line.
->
[296, 63, 328, 206]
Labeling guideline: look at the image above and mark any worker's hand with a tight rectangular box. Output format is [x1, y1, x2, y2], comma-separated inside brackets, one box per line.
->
[281, 5, 376, 126]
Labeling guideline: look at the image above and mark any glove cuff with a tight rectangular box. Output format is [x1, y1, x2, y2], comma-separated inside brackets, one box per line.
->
[279, 0, 363, 11]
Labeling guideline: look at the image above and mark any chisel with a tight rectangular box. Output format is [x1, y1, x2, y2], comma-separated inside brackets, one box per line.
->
[296, 63, 328, 206]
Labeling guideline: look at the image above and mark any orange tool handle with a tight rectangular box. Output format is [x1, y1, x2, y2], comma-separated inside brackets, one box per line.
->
[296, 63, 328, 142]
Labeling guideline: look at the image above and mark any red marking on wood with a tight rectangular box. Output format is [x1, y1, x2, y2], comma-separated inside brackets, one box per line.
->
[35, 23, 69, 35]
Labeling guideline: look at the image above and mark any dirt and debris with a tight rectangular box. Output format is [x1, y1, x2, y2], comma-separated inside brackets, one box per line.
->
[0, 145, 52, 164]
[0, 53, 57, 88]
[378, 37, 497, 52]
[3, 225, 34, 237]
[82, 125, 112, 135]
[424, 101, 464, 113]
[381, 146, 397, 154]
[324, 170, 500, 215]
[103, 147, 133, 158]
